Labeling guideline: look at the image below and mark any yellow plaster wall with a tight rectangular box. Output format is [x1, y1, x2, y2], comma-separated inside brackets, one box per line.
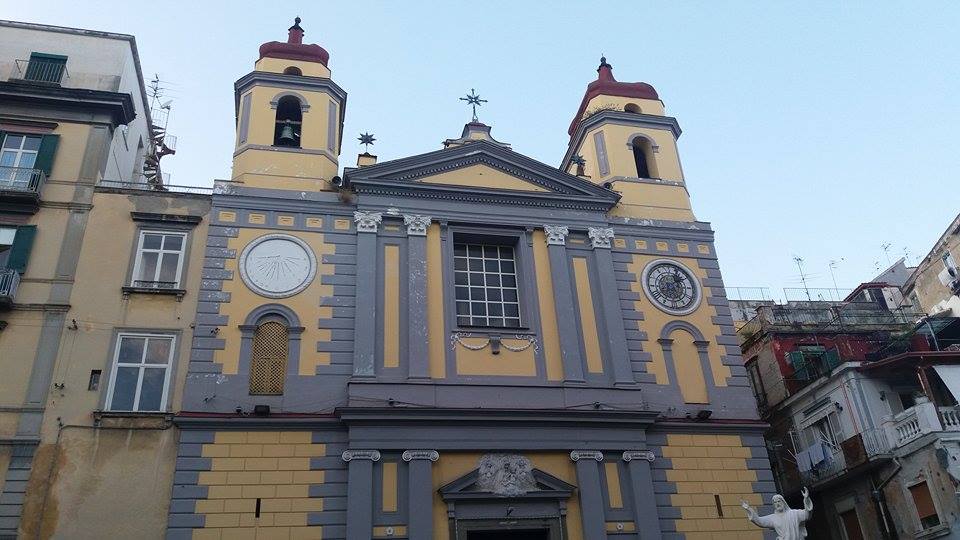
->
[239, 86, 337, 151]
[217, 228, 335, 375]
[607, 182, 695, 222]
[663, 434, 764, 539]
[383, 245, 400, 368]
[454, 337, 537, 376]
[0, 313, 43, 419]
[572, 257, 604, 374]
[193, 431, 325, 539]
[625, 254, 730, 391]
[417, 164, 549, 192]
[426, 224, 446, 378]
[581, 124, 684, 183]
[231, 150, 336, 191]
[582, 95, 666, 118]
[531, 230, 564, 381]
[254, 58, 332, 78]
[432, 453, 583, 540]
[46, 122, 92, 182]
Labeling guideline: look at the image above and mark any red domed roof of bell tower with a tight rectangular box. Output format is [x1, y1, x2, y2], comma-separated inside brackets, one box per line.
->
[568, 57, 659, 136]
[259, 17, 330, 66]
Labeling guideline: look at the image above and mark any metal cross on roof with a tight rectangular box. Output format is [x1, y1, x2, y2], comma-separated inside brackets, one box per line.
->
[459, 88, 488, 122]
[358, 132, 376, 152]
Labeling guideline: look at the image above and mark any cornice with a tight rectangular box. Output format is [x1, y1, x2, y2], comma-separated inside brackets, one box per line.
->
[0, 80, 137, 126]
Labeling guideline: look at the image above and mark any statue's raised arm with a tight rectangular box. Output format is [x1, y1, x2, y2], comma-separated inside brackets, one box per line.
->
[743, 490, 812, 539]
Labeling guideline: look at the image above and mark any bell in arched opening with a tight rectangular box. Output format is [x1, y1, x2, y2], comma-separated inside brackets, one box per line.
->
[273, 96, 303, 147]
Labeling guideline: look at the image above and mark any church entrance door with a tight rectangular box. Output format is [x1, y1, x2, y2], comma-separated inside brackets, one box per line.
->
[466, 527, 551, 540]
[457, 518, 557, 540]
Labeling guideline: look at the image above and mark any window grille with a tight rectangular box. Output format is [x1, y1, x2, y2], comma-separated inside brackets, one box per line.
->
[249, 321, 288, 395]
[454, 242, 521, 328]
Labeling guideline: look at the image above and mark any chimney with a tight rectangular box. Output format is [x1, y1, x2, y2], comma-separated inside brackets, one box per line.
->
[357, 152, 377, 167]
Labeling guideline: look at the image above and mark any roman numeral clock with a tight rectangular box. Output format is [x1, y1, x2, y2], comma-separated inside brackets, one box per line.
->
[239, 234, 317, 298]
[641, 259, 702, 315]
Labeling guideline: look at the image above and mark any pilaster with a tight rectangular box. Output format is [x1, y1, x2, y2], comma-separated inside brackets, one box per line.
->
[404, 215, 431, 379]
[589, 227, 635, 386]
[570, 450, 606, 539]
[403, 449, 439, 540]
[623, 450, 662, 539]
[342, 449, 381, 540]
[544, 225, 585, 383]
[353, 211, 381, 377]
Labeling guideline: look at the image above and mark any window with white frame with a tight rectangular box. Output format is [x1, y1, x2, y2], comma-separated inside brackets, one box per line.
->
[0, 133, 41, 188]
[454, 242, 521, 328]
[131, 230, 187, 289]
[105, 333, 175, 411]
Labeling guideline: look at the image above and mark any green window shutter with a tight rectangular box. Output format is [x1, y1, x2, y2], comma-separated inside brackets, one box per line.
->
[35, 134, 60, 177]
[8, 225, 37, 273]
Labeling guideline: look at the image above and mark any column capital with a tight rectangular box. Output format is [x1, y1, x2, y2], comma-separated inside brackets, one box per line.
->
[622, 450, 655, 462]
[353, 211, 382, 233]
[588, 227, 615, 249]
[342, 449, 381, 462]
[543, 225, 570, 246]
[403, 214, 431, 236]
[402, 450, 439, 462]
[570, 450, 604, 462]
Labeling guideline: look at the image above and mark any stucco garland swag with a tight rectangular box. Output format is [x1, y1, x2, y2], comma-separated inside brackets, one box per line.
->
[450, 332, 540, 353]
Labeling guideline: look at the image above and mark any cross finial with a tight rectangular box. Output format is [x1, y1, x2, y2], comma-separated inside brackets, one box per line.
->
[358, 132, 376, 152]
[459, 88, 488, 122]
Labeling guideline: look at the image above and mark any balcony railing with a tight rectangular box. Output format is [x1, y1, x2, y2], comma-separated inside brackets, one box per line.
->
[0, 167, 45, 194]
[97, 179, 213, 195]
[798, 428, 892, 486]
[13, 58, 69, 84]
[0, 268, 20, 308]
[887, 400, 960, 447]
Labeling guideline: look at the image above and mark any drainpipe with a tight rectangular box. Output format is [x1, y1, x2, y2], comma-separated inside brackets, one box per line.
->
[872, 458, 902, 540]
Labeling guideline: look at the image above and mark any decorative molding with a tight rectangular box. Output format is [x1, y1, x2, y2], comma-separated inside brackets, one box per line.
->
[588, 227, 615, 249]
[544, 225, 569, 246]
[130, 212, 203, 225]
[403, 214, 431, 236]
[353, 211, 382, 233]
[570, 450, 604, 462]
[238, 233, 318, 299]
[450, 332, 538, 353]
[477, 454, 538, 496]
[402, 450, 439, 462]
[622, 450, 655, 462]
[342, 449, 381, 462]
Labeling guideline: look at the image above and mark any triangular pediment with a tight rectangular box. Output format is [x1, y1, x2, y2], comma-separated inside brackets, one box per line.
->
[344, 140, 620, 211]
[439, 467, 576, 501]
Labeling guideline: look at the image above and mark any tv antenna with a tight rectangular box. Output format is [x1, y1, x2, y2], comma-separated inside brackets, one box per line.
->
[881, 243, 892, 264]
[794, 255, 811, 301]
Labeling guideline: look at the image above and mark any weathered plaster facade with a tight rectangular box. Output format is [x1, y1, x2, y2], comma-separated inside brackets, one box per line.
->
[161, 20, 776, 540]
[0, 21, 211, 539]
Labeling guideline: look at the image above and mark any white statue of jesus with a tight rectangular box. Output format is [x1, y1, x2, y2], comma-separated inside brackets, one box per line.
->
[741, 487, 813, 540]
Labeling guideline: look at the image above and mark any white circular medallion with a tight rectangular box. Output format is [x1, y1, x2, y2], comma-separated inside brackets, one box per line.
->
[239, 234, 317, 298]
[641, 259, 702, 316]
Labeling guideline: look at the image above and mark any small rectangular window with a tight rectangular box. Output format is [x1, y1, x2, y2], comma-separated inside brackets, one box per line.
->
[909, 481, 941, 529]
[453, 241, 521, 328]
[131, 230, 187, 289]
[106, 333, 175, 411]
[88, 370, 102, 391]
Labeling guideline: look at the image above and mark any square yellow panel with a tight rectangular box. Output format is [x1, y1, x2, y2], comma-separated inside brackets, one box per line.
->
[655, 241, 669, 251]
[248, 213, 266, 224]
[635, 240, 647, 249]
[278, 215, 295, 226]
[568, 238, 584, 245]
[218, 211, 236, 223]
[306, 217, 323, 228]
[677, 243, 689, 252]
[698, 244, 711, 254]
[335, 219, 351, 230]
[384, 224, 401, 232]
[613, 238, 626, 248]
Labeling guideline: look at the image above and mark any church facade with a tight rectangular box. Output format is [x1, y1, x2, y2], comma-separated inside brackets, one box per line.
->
[166, 20, 774, 540]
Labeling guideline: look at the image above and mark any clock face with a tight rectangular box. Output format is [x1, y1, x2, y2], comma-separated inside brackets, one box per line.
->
[641, 259, 701, 315]
[239, 234, 317, 298]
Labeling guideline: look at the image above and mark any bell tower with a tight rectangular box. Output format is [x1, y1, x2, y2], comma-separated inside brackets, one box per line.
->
[232, 17, 346, 190]
[563, 58, 694, 222]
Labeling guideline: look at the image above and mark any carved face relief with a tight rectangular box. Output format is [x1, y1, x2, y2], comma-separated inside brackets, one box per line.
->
[477, 454, 538, 497]
[239, 234, 317, 298]
[641, 259, 702, 316]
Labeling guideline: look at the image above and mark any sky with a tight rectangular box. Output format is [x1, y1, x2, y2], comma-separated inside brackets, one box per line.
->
[7, 1, 960, 299]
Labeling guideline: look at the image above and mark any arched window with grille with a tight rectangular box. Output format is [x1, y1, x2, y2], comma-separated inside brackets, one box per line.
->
[249, 318, 289, 395]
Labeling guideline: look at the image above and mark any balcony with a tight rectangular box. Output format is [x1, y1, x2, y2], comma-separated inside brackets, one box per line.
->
[889, 399, 960, 447]
[0, 268, 20, 309]
[0, 167, 45, 213]
[799, 428, 892, 487]
[12, 57, 69, 85]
